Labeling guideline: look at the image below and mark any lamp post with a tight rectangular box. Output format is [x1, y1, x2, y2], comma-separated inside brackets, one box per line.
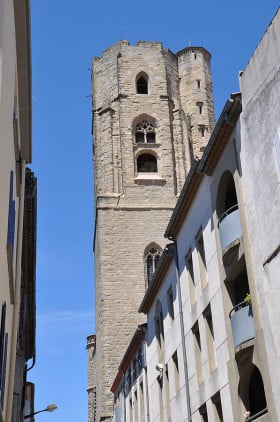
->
[24, 404, 57, 419]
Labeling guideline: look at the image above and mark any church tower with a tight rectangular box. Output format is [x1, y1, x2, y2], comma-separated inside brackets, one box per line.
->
[89, 40, 215, 421]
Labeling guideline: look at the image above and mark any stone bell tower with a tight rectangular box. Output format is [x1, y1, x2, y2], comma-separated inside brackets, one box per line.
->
[88, 40, 215, 421]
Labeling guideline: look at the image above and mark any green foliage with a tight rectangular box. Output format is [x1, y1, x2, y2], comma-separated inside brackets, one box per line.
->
[244, 293, 251, 306]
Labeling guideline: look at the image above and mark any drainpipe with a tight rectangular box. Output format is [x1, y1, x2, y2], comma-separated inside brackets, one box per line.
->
[6, 161, 26, 421]
[168, 238, 192, 422]
[143, 341, 150, 422]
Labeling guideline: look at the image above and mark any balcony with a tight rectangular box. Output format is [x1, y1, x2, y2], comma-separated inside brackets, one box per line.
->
[218, 205, 242, 260]
[229, 301, 255, 348]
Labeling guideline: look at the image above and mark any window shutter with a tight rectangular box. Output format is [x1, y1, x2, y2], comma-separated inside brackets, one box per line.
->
[0, 333, 8, 409]
[7, 171, 16, 256]
[0, 303, 7, 409]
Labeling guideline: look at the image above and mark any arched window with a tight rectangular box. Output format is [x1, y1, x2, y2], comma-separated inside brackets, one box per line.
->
[239, 363, 267, 419]
[217, 171, 238, 220]
[146, 247, 161, 285]
[136, 74, 148, 94]
[137, 154, 157, 173]
[135, 120, 156, 144]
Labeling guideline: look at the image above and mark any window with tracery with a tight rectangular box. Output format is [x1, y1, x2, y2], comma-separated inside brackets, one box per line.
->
[146, 247, 161, 285]
[135, 120, 156, 144]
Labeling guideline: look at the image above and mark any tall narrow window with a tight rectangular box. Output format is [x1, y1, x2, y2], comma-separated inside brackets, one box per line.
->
[192, 321, 203, 384]
[199, 404, 208, 422]
[199, 125, 206, 137]
[167, 286, 174, 320]
[164, 364, 171, 421]
[0, 303, 7, 409]
[139, 382, 145, 422]
[203, 305, 216, 373]
[155, 300, 164, 348]
[146, 246, 161, 286]
[196, 230, 207, 289]
[136, 74, 148, 94]
[186, 250, 195, 306]
[197, 102, 203, 114]
[172, 351, 180, 392]
[212, 392, 223, 422]
[7, 171, 16, 260]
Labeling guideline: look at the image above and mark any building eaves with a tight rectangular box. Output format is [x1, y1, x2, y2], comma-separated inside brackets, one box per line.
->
[164, 93, 242, 241]
[111, 324, 146, 394]
[14, 0, 32, 163]
[138, 244, 175, 314]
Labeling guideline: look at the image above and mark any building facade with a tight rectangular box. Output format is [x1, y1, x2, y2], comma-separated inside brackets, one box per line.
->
[90, 41, 215, 420]
[111, 8, 280, 422]
[0, 1, 36, 420]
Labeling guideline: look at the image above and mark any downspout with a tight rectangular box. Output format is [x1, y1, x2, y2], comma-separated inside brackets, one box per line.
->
[168, 238, 192, 422]
[6, 161, 26, 421]
[143, 340, 150, 422]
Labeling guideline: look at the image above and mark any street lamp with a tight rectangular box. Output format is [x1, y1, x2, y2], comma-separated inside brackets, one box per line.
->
[24, 404, 57, 419]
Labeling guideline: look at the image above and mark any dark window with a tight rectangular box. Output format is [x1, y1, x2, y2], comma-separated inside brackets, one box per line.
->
[212, 392, 223, 422]
[248, 367, 267, 416]
[136, 76, 148, 94]
[137, 154, 157, 173]
[167, 286, 174, 320]
[199, 404, 208, 422]
[0, 303, 7, 409]
[146, 247, 161, 285]
[155, 300, 164, 346]
[197, 102, 203, 114]
[7, 171, 16, 257]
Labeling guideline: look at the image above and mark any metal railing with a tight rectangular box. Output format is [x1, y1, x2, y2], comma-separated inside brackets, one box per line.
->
[244, 407, 268, 421]
[218, 204, 238, 226]
[229, 300, 252, 319]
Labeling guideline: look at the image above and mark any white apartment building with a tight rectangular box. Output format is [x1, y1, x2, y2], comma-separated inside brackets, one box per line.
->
[111, 8, 280, 422]
[0, 1, 36, 421]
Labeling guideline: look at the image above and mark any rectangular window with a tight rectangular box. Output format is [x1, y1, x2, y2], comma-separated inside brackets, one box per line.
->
[172, 351, 180, 392]
[167, 286, 174, 320]
[129, 396, 133, 421]
[196, 230, 207, 290]
[186, 249, 195, 306]
[203, 305, 216, 373]
[192, 321, 203, 384]
[157, 374, 164, 421]
[164, 364, 171, 421]
[199, 403, 208, 422]
[212, 392, 223, 422]
[139, 382, 145, 422]
[0, 303, 7, 409]
[134, 389, 138, 422]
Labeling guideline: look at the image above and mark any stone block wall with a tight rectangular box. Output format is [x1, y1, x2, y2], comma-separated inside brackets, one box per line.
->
[90, 40, 215, 421]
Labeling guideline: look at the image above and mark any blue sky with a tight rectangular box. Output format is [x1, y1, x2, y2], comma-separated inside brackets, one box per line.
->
[30, 1, 279, 420]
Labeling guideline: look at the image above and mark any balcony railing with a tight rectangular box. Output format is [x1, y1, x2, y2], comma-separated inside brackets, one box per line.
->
[218, 204, 242, 254]
[229, 301, 255, 348]
[245, 407, 268, 421]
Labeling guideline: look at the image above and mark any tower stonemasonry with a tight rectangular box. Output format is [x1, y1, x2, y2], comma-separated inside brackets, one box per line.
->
[90, 40, 215, 421]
